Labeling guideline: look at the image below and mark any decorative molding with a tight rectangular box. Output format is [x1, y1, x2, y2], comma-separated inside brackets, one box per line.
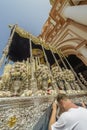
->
[76, 40, 87, 49]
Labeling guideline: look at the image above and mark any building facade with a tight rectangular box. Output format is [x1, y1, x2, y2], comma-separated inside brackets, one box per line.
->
[39, 0, 87, 79]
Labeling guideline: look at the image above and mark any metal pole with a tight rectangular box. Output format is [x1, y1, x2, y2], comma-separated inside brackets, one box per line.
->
[61, 51, 86, 90]
[50, 48, 62, 71]
[0, 24, 16, 68]
[41, 45, 50, 69]
[57, 50, 67, 69]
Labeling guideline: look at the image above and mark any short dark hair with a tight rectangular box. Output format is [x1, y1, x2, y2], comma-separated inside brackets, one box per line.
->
[56, 93, 68, 102]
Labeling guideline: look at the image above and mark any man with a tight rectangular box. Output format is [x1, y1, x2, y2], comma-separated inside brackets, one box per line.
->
[49, 93, 87, 130]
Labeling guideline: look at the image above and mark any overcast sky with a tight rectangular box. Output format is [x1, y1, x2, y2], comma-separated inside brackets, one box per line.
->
[0, 0, 51, 75]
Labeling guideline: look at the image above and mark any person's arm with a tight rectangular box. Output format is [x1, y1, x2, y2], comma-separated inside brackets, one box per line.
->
[49, 102, 57, 130]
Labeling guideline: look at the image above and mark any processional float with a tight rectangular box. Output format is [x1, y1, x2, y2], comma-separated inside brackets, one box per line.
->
[0, 24, 87, 130]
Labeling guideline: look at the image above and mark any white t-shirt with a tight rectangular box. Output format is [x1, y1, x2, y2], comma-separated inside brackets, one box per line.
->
[51, 107, 87, 130]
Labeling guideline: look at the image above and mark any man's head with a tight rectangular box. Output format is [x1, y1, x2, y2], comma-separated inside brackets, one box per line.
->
[56, 93, 72, 111]
[56, 93, 68, 102]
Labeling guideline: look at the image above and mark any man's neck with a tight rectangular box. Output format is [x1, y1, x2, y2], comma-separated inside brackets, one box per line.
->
[66, 103, 79, 111]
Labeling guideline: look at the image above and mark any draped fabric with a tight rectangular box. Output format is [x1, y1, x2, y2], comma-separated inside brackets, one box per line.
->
[33, 105, 52, 130]
[7, 32, 57, 66]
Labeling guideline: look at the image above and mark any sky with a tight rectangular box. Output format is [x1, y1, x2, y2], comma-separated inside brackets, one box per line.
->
[0, 0, 51, 75]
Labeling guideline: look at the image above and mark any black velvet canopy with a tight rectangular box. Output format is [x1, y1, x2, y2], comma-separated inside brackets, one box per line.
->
[7, 30, 59, 66]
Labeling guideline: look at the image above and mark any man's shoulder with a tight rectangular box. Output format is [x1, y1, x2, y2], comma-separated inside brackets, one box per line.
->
[60, 111, 70, 118]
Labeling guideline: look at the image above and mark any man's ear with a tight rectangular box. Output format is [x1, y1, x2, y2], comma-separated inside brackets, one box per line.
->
[59, 99, 64, 105]
[59, 99, 66, 108]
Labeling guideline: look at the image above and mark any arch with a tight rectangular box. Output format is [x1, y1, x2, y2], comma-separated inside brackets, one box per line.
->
[62, 47, 87, 66]
[55, 38, 83, 48]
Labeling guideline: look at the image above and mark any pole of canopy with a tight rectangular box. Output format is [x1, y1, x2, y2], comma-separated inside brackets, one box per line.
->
[41, 44, 59, 92]
[29, 36, 33, 60]
[61, 51, 86, 90]
[55, 50, 71, 90]
[0, 24, 16, 68]
[49, 47, 62, 71]
[29, 36, 37, 92]
[57, 50, 67, 69]
[0, 54, 6, 68]
[29, 36, 34, 79]
[41, 45, 50, 69]
[49, 47, 64, 91]
[41, 44, 53, 80]
[29, 36, 35, 72]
